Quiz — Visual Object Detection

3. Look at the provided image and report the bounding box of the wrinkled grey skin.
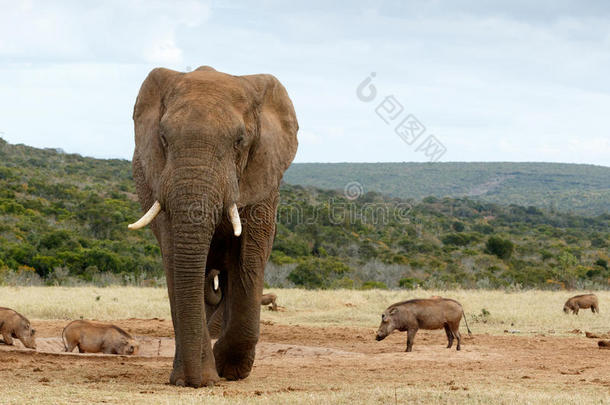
[563,294,599,315]
[132,66,298,387]
[375,298,465,352]
[63,320,139,355]
[261,293,278,311]
[0,307,36,349]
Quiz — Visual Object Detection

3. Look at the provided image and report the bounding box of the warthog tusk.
[128,201,161,230]
[229,203,242,237]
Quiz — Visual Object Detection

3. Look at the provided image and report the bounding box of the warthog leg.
[444,324,454,348]
[406,328,418,352]
[1,333,13,345]
[451,325,462,351]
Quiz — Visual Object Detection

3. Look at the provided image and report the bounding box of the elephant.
[128,66,298,387]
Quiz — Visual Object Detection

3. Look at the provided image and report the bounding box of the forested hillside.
[1,138,608,289]
[284,162,610,216]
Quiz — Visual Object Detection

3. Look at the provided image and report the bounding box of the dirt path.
[1,319,608,403]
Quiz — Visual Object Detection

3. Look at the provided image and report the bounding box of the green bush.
[288,258,351,289]
[472,223,494,234]
[442,233,479,246]
[398,277,419,289]
[452,221,465,232]
[360,281,387,290]
[485,236,514,260]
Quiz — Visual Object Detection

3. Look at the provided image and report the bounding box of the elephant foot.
[213,339,256,381]
[170,365,219,388]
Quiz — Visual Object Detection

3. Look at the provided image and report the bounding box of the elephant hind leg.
[207,306,224,339]
[214,197,277,381]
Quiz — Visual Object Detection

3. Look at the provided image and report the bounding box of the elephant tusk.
[128,201,161,230]
[229,203,242,237]
[213,274,219,291]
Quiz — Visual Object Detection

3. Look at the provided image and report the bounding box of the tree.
[452,221,465,232]
[485,236,514,260]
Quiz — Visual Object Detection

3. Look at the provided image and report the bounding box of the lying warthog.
[0,307,36,349]
[563,294,599,315]
[261,293,278,311]
[62,320,139,355]
[375,298,471,352]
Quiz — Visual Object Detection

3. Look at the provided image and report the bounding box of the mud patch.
[1,337,362,359]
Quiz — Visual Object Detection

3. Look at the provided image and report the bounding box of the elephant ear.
[239,74,298,206]
[132,68,181,196]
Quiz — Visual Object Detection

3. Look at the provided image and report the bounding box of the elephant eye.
[234,135,244,148]
[160,133,168,148]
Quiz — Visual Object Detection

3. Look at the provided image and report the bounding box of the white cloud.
[0,1,608,166]
[146,38,183,65]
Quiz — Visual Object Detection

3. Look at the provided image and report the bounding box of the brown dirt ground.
[1,319,609,400]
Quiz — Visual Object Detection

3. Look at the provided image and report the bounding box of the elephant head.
[129,66,298,387]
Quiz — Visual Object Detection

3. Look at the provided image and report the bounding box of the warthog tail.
[462,309,472,336]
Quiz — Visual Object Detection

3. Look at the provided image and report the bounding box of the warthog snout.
[23,328,37,349]
[375,311,395,341]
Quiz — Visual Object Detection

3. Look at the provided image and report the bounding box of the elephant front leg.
[214,198,277,380]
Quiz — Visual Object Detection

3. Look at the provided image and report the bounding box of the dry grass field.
[1,287,609,404]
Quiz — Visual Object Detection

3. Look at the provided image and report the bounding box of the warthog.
[0,307,36,349]
[62,320,139,355]
[563,294,599,315]
[375,298,471,352]
[261,293,278,311]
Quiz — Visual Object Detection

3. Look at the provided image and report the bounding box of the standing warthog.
[375,298,471,352]
[0,307,36,349]
[261,293,278,311]
[62,320,139,355]
[563,294,599,315]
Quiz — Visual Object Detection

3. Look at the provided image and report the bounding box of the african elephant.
[128,66,298,387]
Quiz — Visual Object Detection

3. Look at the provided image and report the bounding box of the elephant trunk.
[170,179,223,387]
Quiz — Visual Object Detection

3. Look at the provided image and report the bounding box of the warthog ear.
[389,307,398,315]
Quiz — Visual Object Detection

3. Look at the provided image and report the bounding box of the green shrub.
[473,223,494,234]
[442,233,479,246]
[398,277,419,289]
[288,258,351,289]
[485,236,514,260]
[330,277,355,289]
[360,281,387,290]
[452,221,465,232]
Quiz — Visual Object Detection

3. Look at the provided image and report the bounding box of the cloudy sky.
[1,0,609,165]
